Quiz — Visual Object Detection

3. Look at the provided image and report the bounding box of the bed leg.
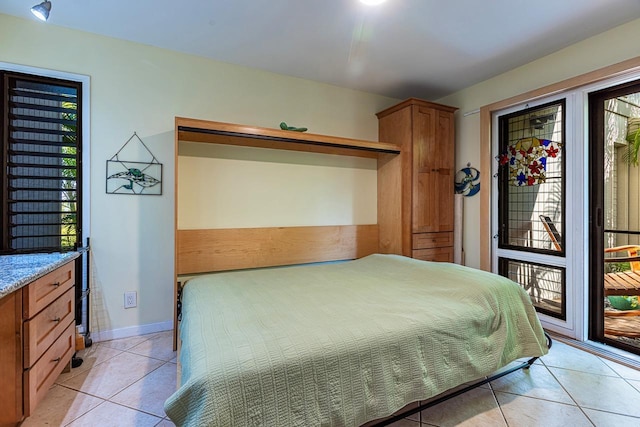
[523,357,538,369]
[544,331,553,350]
[523,332,553,370]
[173,281,183,352]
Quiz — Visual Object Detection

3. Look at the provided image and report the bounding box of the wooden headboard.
[176,224,379,274]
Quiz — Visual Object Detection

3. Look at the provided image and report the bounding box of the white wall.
[177,143,377,229]
[0,13,398,338]
[438,18,640,269]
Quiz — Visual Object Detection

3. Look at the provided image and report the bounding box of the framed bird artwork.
[106,132,163,195]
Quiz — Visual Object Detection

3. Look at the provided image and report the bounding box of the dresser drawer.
[413,247,454,262]
[23,261,75,319]
[23,287,75,369]
[412,232,453,249]
[23,322,75,417]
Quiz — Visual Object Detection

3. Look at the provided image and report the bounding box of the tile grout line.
[54,382,108,401]
[122,347,177,362]
[55,354,172,406]
[540,345,625,379]
[548,333,640,371]
[541,360,599,426]
[558,360,640,421]
[62,399,164,427]
[104,356,175,420]
[57,382,166,426]
[61,398,109,427]
[485,380,510,427]
[56,344,127,383]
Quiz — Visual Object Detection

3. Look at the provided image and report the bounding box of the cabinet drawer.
[23,322,75,417]
[23,261,75,319]
[412,232,453,249]
[23,287,75,369]
[413,247,454,262]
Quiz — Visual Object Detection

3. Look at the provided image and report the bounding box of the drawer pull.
[52,282,60,287]
[52,317,61,323]
[52,357,61,363]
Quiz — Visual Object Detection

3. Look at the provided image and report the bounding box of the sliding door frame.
[480,56,640,340]
[588,79,640,349]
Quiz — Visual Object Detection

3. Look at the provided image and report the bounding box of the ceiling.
[3,0,640,100]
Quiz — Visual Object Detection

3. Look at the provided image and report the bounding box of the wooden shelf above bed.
[176,117,400,158]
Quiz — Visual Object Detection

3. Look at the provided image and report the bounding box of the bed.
[164,254,549,426]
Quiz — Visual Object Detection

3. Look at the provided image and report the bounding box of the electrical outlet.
[124,291,137,308]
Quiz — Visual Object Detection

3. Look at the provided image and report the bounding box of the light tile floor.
[22,331,640,426]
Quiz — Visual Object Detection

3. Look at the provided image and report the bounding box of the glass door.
[589,80,640,355]
[492,97,577,335]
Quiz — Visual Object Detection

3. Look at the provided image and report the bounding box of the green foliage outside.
[60,101,77,250]
[604,261,630,274]
[624,129,640,166]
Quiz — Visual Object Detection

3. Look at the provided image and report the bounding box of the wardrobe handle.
[52,357,61,363]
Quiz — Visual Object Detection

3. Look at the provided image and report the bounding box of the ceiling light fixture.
[360,0,387,5]
[31,1,52,22]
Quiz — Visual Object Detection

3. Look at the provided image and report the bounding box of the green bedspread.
[165,254,548,426]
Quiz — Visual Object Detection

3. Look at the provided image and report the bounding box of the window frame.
[497,99,567,257]
[499,256,567,320]
[0,62,90,254]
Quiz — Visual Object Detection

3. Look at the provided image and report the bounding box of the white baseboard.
[90,320,173,343]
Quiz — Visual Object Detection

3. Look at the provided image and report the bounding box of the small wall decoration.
[106,132,162,195]
[279,122,308,132]
[454,163,480,197]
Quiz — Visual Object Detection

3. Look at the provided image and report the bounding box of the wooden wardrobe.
[377,98,457,262]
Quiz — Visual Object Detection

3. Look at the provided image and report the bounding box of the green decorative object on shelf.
[608,295,640,311]
[280,122,308,132]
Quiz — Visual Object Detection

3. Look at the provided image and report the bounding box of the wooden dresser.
[0,260,76,426]
[377,98,458,262]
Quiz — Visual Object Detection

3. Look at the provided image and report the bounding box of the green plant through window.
[604,261,631,274]
[60,100,77,250]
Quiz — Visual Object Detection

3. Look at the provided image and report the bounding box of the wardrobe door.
[412,106,455,233]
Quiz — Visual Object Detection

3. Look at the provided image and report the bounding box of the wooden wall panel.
[377,152,403,254]
[177,224,379,275]
[377,107,413,256]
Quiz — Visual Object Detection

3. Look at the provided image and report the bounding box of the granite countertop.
[0,252,80,299]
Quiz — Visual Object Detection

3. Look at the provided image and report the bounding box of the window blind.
[1,72,82,253]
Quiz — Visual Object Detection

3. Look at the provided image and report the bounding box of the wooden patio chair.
[539,216,640,307]
[604,245,640,299]
[539,215,562,251]
[603,245,640,336]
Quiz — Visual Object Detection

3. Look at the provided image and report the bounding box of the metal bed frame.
[374,332,553,426]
